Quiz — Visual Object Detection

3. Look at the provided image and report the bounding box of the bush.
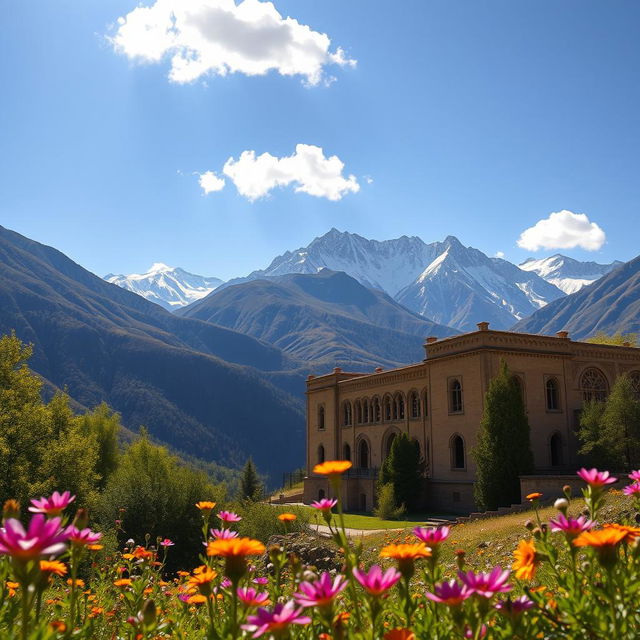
[233,502,309,542]
[374,482,406,520]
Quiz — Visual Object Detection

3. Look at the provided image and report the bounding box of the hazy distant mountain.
[0,226,304,477]
[105,263,224,311]
[513,257,639,339]
[179,269,458,369]
[519,255,623,295]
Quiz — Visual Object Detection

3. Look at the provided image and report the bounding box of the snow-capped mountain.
[214,229,565,331]
[518,255,623,295]
[105,263,224,311]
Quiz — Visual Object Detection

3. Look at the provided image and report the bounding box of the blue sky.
[1,0,639,280]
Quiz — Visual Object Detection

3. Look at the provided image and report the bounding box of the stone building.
[302,323,640,514]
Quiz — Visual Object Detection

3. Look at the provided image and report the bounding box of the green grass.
[302,507,446,530]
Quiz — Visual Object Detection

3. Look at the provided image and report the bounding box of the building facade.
[303,323,640,513]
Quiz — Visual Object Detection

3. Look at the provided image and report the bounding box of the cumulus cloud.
[110,0,355,85]
[220,144,359,201]
[198,171,226,194]
[517,210,606,252]
[494,251,505,259]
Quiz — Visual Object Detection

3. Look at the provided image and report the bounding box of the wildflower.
[89,607,104,618]
[458,567,512,598]
[464,624,487,638]
[253,577,269,585]
[132,546,154,560]
[602,522,640,543]
[353,565,401,596]
[425,579,471,606]
[40,560,67,577]
[313,460,352,476]
[0,514,70,562]
[211,528,239,540]
[380,543,431,579]
[29,491,75,516]
[294,572,347,608]
[188,567,217,596]
[577,468,617,487]
[221,577,232,588]
[241,601,311,638]
[278,513,297,522]
[87,544,104,551]
[159,538,174,547]
[512,539,538,580]
[187,594,207,605]
[67,526,102,547]
[574,527,627,568]
[623,482,640,496]
[495,595,535,617]
[549,513,593,538]
[238,587,270,607]
[526,492,543,501]
[66,578,84,588]
[627,470,640,482]
[384,630,415,640]
[207,537,266,582]
[2,500,20,520]
[196,501,216,512]
[49,621,67,633]
[554,498,569,512]
[217,511,242,523]
[114,578,133,588]
[310,498,337,512]
[413,525,450,546]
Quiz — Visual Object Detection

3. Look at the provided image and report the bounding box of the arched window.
[550,432,563,467]
[318,488,326,501]
[383,395,392,421]
[372,397,381,423]
[358,439,370,469]
[630,371,640,400]
[343,443,351,461]
[398,394,405,419]
[318,406,325,430]
[409,391,420,418]
[343,401,352,426]
[317,444,325,465]
[363,399,369,424]
[545,378,560,411]
[384,432,397,459]
[580,368,608,402]
[450,435,465,470]
[449,379,463,413]
[355,400,363,424]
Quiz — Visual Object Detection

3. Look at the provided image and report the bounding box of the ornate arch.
[382,426,401,460]
[382,394,393,422]
[342,400,353,427]
[449,378,463,413]
[371,396,382,423]
[356,435,371,469]
[545,377,560,411]
[580,367,609,402]
[408,388,421,419]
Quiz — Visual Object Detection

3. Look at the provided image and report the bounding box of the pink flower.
[465,624,487,638]
[238,587,270,607]
[353,565,401,596]
[0,514,70,562]
[309,498,338,512]
[425,579,471,606]
[623,482,640,496]
[458,567,512,598]
[217,511,242,523]
[160,538,174,547]
[294,572,347,608]
[29,491,75,516]
[67,526,102,547]
[577,468,617,487]
[253,577,269,585]
[495,595,535,616]
[221,577,232,588]
[211,528,239,540]
[549,513,593,536]
[242,601,311,638]
[413,525,450,546]
[628,470,640,482]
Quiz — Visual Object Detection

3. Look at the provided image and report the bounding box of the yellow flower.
[196,501,216,512]
[379,543,431,561]
[313,460,352,476]
[278,513,297,522]
[187,594,207,605]
[512,539,538,580]
[206,538,266,558]
[113,578,133,588]
[40,561,67,577]
[87,544,104,551]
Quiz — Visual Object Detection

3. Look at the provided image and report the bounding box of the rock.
[263,533,342,573]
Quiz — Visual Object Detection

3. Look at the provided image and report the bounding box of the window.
[317,445,325,464]
[449,379,463,413]
[580,368,608,402]
[450,435,465,470]
[384,432,397,458]
[342,401,352,426]
[355,400,363,424]
[409,391,420,418]
[550,432,563,467]
[358,439,370,469]
[383,396,392,421]
[393,393,405,420]
[363,399,369,424]
[318,405,325,430]
[630,371,640,400]
[372,397,381,423]
[545,378,560,411]
[343,443,351,461]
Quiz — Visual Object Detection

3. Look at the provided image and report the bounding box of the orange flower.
[196,501,216,512]
[87,544,104,551]
[66,578,84,588]
[313,460,352,476]
[379,543,432,561]
[526,492,543,501]
[384,630,416,640]
[89,607,104,618]
[113,578,133,588]
[49,621,67,633]
[206,538,266,558]
[573,528,628,548]
[40,561,67,577]
[188,567,218,596]
[603,523,640,543]
[512,539,538,580]
[132,546,154,560]
[188,594,208,605]
[278,513,297,522]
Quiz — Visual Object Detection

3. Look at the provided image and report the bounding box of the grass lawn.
[302,507,450,530]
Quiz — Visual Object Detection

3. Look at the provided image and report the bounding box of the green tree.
[80,402,121,489]
[586,331,638,347]
[473,361,534,511]
[378,432,423,511]
[239,457,263,501]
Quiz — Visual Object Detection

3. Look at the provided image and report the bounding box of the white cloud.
[221,144,360,201]
[494,251,505,259]
[517,210,606,252]
[110,0,355,85]
[198,170,226,194]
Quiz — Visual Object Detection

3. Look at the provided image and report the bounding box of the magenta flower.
[464,624,487,638]
[178,593,191,603]
[549,513,593,536]
[425,579,471,606]
[0,515,70,562]
[353,565,401,596]
[413,525,450,546]
[238,587,270,607]
[160,538,174,547]
[221,577,232,589]
[67,526,102,547]
[458,567,512,598]
[495,595,535,616]
[253,577,269,585]
[628,470,640,482]
[294,572,347,608]
[577,468,617,487]
[623,482,640,496]
[242,601,311,638]
[309,498,338,512]
[29,491,75,516]
[217,511,242,523]
[211,528,239,540]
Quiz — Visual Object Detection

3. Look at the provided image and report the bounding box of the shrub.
[374,482,406,520]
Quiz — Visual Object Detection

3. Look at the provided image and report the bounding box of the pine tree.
[239,458,263,501]
[473,360,534,511]
[378,433,423,512]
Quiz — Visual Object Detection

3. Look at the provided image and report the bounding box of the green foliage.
[473,360,534,511]
[579,374,640,469]
[234,502,309,542]
[373,482,406,520]
[378,432,423,511]
[239,457,263,501]
[79,403,121,489]
[586,331,638,347]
